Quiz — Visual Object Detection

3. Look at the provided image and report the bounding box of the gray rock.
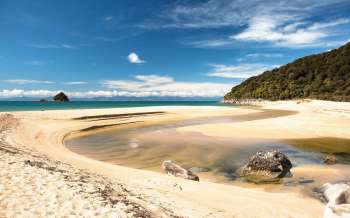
[162,160,199,181]
[237,150,292,183]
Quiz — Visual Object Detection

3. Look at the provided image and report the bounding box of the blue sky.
[1,0,350,99]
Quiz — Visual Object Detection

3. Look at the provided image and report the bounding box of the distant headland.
[225,42,350,103]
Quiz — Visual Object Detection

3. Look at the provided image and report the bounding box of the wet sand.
[2,101,350,217]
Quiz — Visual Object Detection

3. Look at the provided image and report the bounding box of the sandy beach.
[1,100,350,217]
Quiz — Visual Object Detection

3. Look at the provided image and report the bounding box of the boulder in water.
[53,92,70,102]
[324,154,337,165]
[162,160,199,181]
[237,150,292,183]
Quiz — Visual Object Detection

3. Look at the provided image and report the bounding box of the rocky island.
[53,92,70,102]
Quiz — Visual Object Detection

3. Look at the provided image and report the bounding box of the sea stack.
[53,92,70,102]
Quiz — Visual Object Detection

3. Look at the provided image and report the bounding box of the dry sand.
[1,100,350,217]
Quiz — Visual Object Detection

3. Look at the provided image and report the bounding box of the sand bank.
[2,101,349,217]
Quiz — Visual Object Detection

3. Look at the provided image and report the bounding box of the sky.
[0,0,350,99]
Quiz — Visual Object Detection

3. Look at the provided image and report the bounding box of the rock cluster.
[237,150,292,183]
[162,160,199,181]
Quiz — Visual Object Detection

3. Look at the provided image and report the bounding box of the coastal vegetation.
[224,42,350,102]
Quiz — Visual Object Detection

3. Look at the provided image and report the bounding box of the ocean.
[0,101,226,112]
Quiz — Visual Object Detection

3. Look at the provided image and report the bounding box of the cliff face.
[225,42,350,102]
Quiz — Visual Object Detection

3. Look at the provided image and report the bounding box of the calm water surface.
[65,112,350,190]
[0,101,225,112]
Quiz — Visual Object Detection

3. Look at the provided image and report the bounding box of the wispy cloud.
[3,79,54,84]
[30,43,78,49]
[61,44,77,49]
[142,0,248,29]
[309,18,350,30]
[127,52,146,64]
[187,16,350,48]
[63,81,88,85]
[231,16,350,47]
[186,39,234,48]
[236,53,284,62]
[104,16,113,22]
[94,36,118,42]
[147,0,350,48]
[245,53,284,58]
[142,0,349,29]
[24,60,47,66]
[102,74,232,97]
[207,63,278,79]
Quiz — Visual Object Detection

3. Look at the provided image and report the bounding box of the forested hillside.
[224,42,350,102]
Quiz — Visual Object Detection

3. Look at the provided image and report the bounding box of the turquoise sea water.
[0,101,226,112]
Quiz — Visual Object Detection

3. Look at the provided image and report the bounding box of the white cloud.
[104,16,113,21]
[30,43,77,49]
[102,74,232,97]
[3,79,54,84]
[309,18,350,30]
[135,75,174,84]
[24,60,46,66]
[186,39,234,48]
[207,63,278,78]
[161,1,247,29]
[236,53,284,62]
[0,89,56,98]
[127,52,146,64]
[61,44,76,49]
[0,76,230,98]
[151,0,350,48]
[246,53,284,58]
[143,0,348,29]
[231,15,329,47]
[0,86,234,98]
[63,81,88,85]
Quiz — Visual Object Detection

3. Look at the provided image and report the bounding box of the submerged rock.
[237,150,292,183]
[324,154,337,165]
[320,183,350,218]
[284,177,314,187]
[188,167,211,173]
[162,160,199,181]
[53,92,70,102]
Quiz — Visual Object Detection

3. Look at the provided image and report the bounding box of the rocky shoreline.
[222,98,269,106]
